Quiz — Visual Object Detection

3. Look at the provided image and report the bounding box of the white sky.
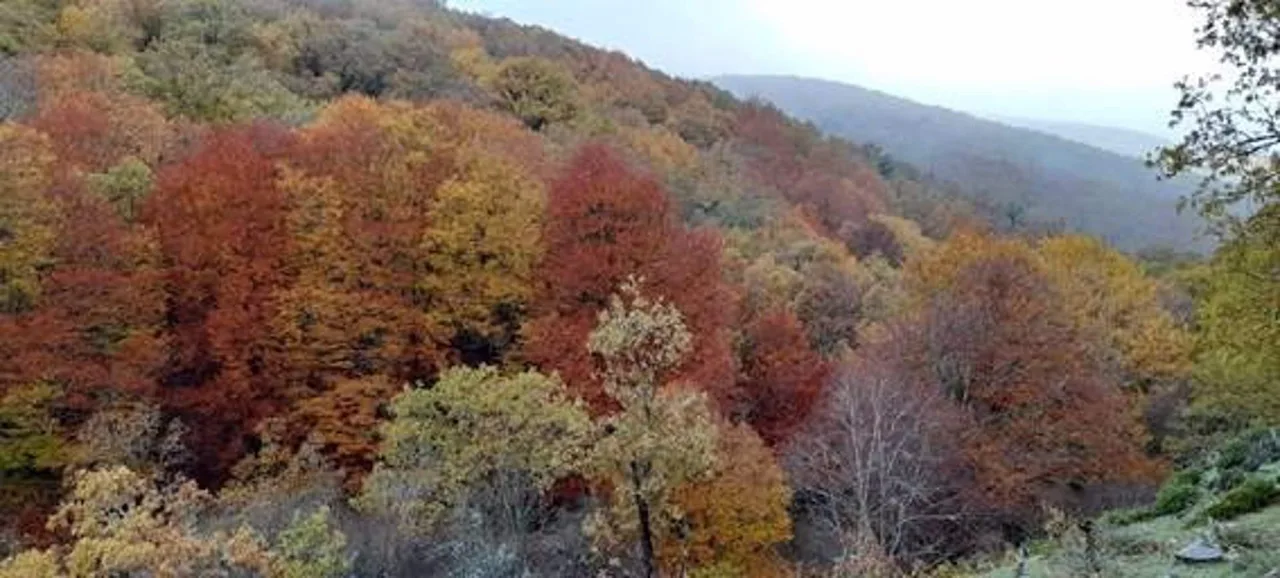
[450,0,1215,136]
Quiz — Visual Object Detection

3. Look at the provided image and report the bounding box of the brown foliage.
[900,232,1163,524]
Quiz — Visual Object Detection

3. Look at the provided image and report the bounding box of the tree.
[902,232,1161,528]
[144,123,295,481]
[290,376,398,482]
[1038,235,1193,387]
[489,56,580,131]
[736,308,831,446]
[29,76,173,174]
[585,279,718,578]
[0,384,65,544]
[39,179,168,410]
[0,56,36,120]
[360,366,592,540]
[86,157,153,222]
[794,258,865,358]
[1150,0,1280,432]
[1188,206,1280,427]
[787,359,969,565]
[418,156,545,364]
[1153,0,1280,232]
[3,466,277,577]
[664,423,793,577]
[525,144,735,413]
[273,506,351,578]
[0,124,58,314]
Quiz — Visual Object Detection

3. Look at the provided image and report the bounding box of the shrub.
[1212,429,1280,481]
[1104,508,1156,526]
[1204,477,1280,521]
[1152,477,1200,517]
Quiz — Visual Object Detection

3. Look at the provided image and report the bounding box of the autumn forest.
[0,0,1278,577]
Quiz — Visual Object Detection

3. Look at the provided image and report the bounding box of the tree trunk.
[631,461,656,578]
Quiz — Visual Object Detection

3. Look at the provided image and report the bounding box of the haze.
[449,0,1212,136]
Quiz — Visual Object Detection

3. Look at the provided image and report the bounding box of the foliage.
[489,56,580,131]
[0,123,57,313]
[1188,212,1280,427]
[86,157,153,222]
[273,506,351,578]
[418,154,545,360]
[1151,475,1200,517]
[1204,476,1278,520]
[903,231,1161,524]
[12,466,276,577]
[1038,235,1193,387]
[735,308,831,446]
[524,144,735,413]
[0,382,65,474]
[0,0,1231,572]
[361,365,592,535]
[585,279,719,578]
[664,423,793,577]
[1152,0,1280,231]
[144,123,294,480]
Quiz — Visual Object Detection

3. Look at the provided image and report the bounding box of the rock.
[1175,538,1224,563]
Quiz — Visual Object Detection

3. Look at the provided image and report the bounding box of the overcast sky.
[448,0,1214,136]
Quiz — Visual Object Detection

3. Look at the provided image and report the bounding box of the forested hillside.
[715,75,1209,252]
[986,115,1173,159]
[0,0,1274,577]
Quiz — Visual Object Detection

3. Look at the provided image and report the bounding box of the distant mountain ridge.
[713,74,1208,252]
[984,115,1173,159]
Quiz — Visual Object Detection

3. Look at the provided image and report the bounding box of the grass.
[965,504,1280,578]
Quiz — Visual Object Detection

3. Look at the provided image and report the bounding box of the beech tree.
[736,308,831,446]
[903,232,1161,527]
[144,123,295,481]
[525,144,735,413]
[1038,235,1193,387]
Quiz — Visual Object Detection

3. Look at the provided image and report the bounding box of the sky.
[448,0,1215,136]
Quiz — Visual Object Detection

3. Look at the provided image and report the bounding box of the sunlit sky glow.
[449,0,1215,136]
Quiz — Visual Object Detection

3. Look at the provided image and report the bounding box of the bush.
[1212,429,1280,481]
[1204,477,1280,521]
[1104,508,1156,526]
[1152,476,1200,517]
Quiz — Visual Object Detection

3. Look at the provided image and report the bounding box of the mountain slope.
[714,75,1208,252]
[987,115,1172,159]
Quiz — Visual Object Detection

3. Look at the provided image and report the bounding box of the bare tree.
[787,360,970,566]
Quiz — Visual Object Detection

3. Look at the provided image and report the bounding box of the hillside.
[0,1,1258,577]
[987,115,1173,159]
[715,74,1209,252]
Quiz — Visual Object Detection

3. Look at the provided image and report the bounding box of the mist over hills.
[985,115,1173,159]
[714,74,1208,252]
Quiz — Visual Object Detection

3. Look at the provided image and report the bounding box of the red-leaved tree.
[143,123,295,482]
[524,144,735,413]
[736,308,831,446]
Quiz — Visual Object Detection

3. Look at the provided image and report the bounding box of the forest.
[0,0,1276,576]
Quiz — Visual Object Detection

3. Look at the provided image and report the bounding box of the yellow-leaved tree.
[360,366,593,537]
[1038,235,1193,387]
[0,124,59,314]
[585,278,719,578]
